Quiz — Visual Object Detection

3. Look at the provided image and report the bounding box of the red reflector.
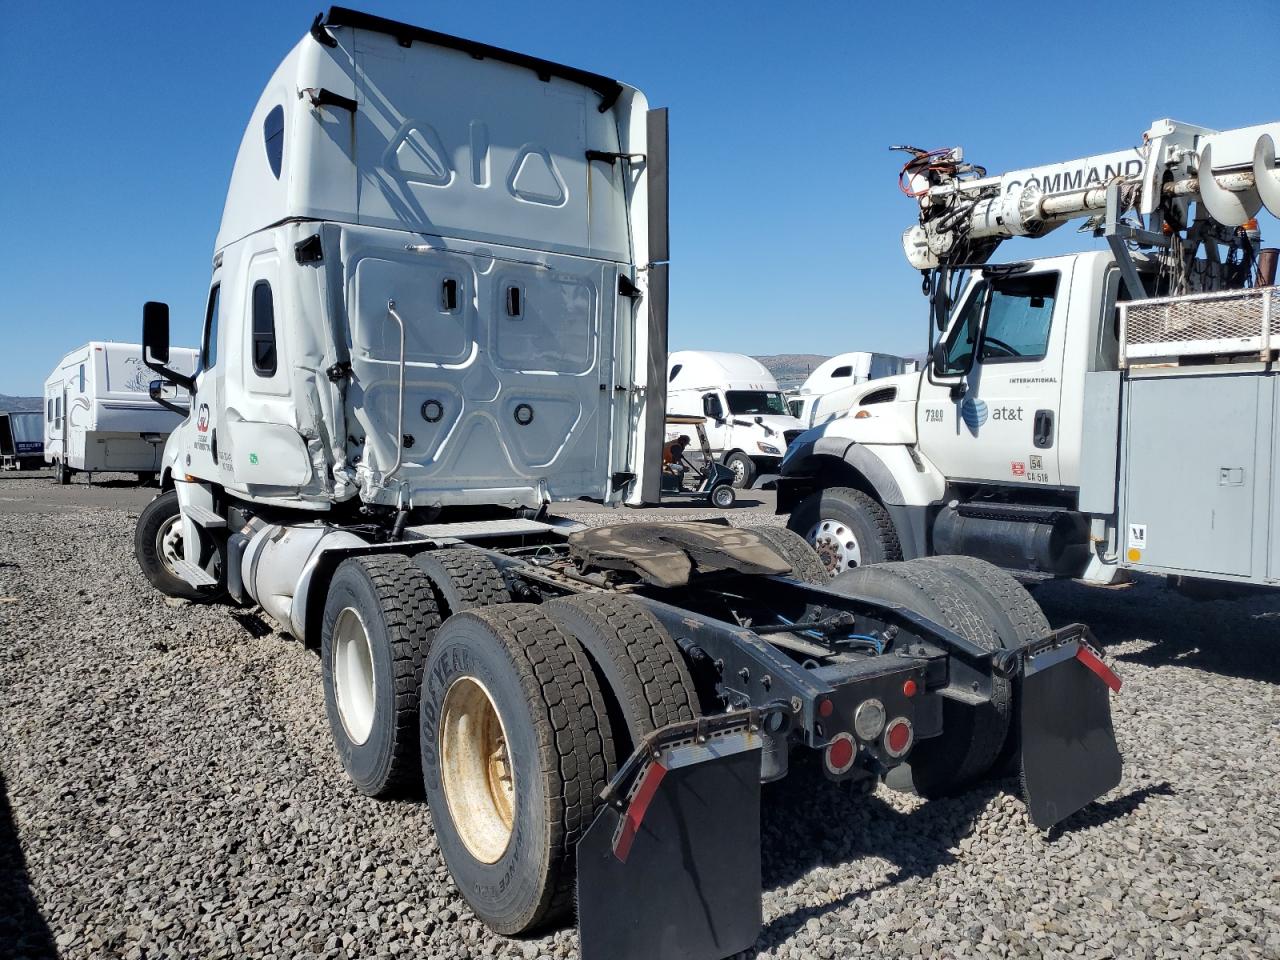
[825,734,856,774]
[902,678,918,697]
[1076,645,1122,692]
[612,761,667,863]
[884,718,913,757]
[818,698,833,718]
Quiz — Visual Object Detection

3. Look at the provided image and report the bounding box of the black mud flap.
[1019,635,1123,829]
[577,730,763,960]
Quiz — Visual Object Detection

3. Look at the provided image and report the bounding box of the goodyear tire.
[414,548,512,616]
[916,556,1050,776]
[829,560,1010,797]
[752,526,831,584]
[321,555,440,798]
[787,486,902,575]
[542,594,698,757]
[420,605,614,935]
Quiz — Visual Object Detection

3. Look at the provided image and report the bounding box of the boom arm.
[901,118,1280,272]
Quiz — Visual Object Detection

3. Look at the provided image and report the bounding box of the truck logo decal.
[960,398,988,429]
[196,404,210,433]
[1011,461,1026,477]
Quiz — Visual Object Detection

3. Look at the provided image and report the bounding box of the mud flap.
[577,731,763,960]
[1019,638,1123,829]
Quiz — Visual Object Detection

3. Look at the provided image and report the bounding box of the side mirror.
[931,340,949,377]
[149,378,164,402]
[143,301,171,364]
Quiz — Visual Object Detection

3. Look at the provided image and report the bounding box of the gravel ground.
[2,470,1278,960]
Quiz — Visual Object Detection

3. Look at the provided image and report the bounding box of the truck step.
[405,518,568,541]
[171,557,218,588]
[183,504,227,529]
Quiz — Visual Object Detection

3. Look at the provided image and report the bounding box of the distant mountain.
[752,354,830,389]
[0,395,41,413]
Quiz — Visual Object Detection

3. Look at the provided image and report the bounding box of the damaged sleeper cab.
[133,9,1124,960]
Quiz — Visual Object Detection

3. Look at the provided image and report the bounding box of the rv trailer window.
[832,366,853,378]
[263,106,284,179]
[202,285,220,370]
[47,399,52,422]
[251,281,277,376]
[79,364,85,392]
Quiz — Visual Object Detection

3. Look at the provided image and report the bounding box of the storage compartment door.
[1122,374,1260,577]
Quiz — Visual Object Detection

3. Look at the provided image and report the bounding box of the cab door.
[188,280,223,479]
[917,265,1069,488]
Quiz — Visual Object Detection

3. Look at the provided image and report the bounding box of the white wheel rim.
[730,459,746,484]
[156,515,184,578]
[806,518,862,574]
[333,607,377,746]
[440,676,515,864]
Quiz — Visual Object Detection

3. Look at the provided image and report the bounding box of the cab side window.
[979,273,1058,363]
[251,281,277,376]
[940,281,988,374]
[202,285,221,370]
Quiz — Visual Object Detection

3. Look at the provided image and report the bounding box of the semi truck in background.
[780,120,1280,595]
[130,9,1123,960]
[43,342,198,484]
[787,351,918,428]
[665,350,806,486]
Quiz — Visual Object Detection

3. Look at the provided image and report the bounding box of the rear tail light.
[824,733,856,774]
[884,718,914,758]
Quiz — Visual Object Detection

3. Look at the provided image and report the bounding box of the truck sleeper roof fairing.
[216,6,646,264]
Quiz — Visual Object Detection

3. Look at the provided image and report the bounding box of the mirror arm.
[144,355,195,393]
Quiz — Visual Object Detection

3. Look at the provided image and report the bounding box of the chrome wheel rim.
[807,518,862,575]
[729,458,746,485]
[333,607,377,746]
[156,515,184,578]
[440,676,515,864]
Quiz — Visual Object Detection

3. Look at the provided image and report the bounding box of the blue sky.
[2,0,1278,396]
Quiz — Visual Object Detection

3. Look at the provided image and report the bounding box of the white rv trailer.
[44,342,197,483]
[665,350,806,486]
[0,411,44,470]
[786,351,918,427]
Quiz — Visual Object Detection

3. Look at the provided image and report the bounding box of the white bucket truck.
[666,350,805,486]
[43,341,197,484]
[786,351,918,428]
[780,119,1280,597]
[129,10,1124,959]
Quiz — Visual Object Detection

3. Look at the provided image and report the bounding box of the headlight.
[757,442,781,455]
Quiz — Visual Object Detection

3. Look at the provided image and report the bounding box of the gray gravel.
[1,470,1278,959]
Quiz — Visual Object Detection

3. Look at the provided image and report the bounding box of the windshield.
[726,390,789,416]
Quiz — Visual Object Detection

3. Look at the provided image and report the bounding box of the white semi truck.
[786,351,918,428]
[780,120,1280,594]
[666,350,806,486]
[131,10,1123,959]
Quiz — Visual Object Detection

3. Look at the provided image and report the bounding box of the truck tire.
[917,556,1050,776]
[724,451,757,489]
[419,604,613,935]
[414,548,512,616]
[541,594,698,756]
[134,490,218,601]
[752,526,831,583]
[829,560,1010,797]
[787,486,902,575]
[321,555,440,798]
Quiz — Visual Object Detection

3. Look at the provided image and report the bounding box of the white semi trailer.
[780,120,1280,595]
[43,341,197,484]
[132,10,1123,959]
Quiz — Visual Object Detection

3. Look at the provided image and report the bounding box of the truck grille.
[1122,286,1278,365]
